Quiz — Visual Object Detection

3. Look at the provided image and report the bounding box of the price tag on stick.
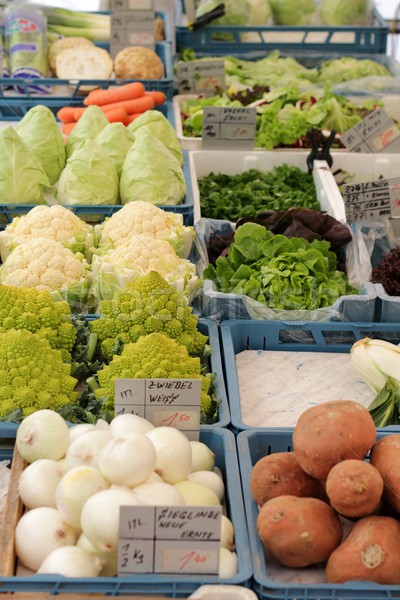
[341,108,400,154]
[202,106,256,150]
[110,0,155,57]
[176,59,225,95]
[342,176,400,222]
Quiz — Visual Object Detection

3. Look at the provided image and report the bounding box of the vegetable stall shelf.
[237,428,400,600]
[176,7,388,55]
[0,428,252,596]
[220,320,400,432]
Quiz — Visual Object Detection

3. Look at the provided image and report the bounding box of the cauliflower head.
[95,332,212,415]
[90,271,207,359]
[0,329,78,418]
[95,202,194,258]
[0,284,76,355]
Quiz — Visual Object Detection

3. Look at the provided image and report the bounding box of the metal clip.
[306,128,336,174]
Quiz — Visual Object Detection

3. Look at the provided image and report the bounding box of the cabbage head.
[95,122,135,177]
[269,0,316,25]
[128,111,183,165]
[56,140,119,206]
[0,127,49,204]
[120,134,186,206]
[247,0,271,25]
[320,0,370,25]
[15,105,66,186]
[66,105,108,158]
[195,0,254,25]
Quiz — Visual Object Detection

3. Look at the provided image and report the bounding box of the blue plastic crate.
[0,427,252,595]
[176,7,388,54]
[220,320,400,431]
[237,428,400,600]
[0,41,174,105]
[375,284,400,323]
[0,145,194,227]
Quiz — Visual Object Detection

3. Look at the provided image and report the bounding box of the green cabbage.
[248,0,271,24]
[15,105,66,186]
[95,122,135,177]
[269,0,316,25]
[320,0,370,25]
[195,0,270,26]
[127,111,183,165]
[0,127,49,204]
[56,140,119,206]
[65,105,109,158]
[120,134,186,206]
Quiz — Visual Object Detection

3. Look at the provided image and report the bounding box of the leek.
[41,7,110,43]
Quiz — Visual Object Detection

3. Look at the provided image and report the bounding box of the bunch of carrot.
[57,81,166,135]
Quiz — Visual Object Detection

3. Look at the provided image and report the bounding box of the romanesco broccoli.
[0,329,78,418]
[0,284,76,354]
[95,332,213,416]
[89,272,207,360]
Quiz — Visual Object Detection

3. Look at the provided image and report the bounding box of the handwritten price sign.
[202,106,256,149]
[341,109,400,154]
[342,176,400,221]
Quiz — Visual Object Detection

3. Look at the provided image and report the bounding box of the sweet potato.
[326,516,400,584]
[370,435,400,512]
[257,495,343,568]
[326,459,384,518]
[251,452,322,506]
[292,400,376,480]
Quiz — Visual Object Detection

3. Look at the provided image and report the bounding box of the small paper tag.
[110,8,155,56]
[341,108,400,154]
[115,379,201,440]
[176,60,225,95]
[118,506,222,575]
[342,176,400,222]
[111,0,154,9]
[202,106,256,149]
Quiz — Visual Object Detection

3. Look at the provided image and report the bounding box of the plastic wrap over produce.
[194,218,376,322]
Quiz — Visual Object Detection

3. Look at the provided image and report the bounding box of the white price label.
[342,176,400,222]
[202,106,256,149]
[341,108,400,154]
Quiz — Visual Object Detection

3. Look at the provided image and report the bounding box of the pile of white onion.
[15,410,238,579]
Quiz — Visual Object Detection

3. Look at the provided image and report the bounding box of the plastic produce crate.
[220,320,400,431]
[237,428,400,600]
[375,284,400,323]
[0,427,252,596]
[176,7,388,54]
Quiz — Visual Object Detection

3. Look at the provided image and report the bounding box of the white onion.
[146,427,192,484]
[19,459,65,509]
[144,472,163,484]
[174,481,221,506]
[81,487,144,554]
[133,482,186,506]
[109,414,154,437]
[187,471,225,503]
[66,430,112,470]
[219,548,238,578]
[95,419,110,431]
[55,466,109,531]
[15,507,76,571]
[68,424,96,444]
[16,410,69,463]
[220,515,235,551]
[38,546,103,577]
[190,441,215,472]
[99,433,156,487]
[77,534,118,577]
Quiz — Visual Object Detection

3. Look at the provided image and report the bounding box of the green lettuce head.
[320,0,370,25]
[195,0,251,25]
[127,111,183,165]
[247,0,271,24]
[269,0,316,25]
[120,134,186,206]
[15,106,66,186]
[66,105,109,158]
[56,141,119,206]
[0,127,49,204]
[95,122,135,177]
[318,57,390,84]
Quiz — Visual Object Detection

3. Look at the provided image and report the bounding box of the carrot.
[104,107,129,124]
[62,122,77,135]
[72,107,87,121]
[144,90,166,106]
[84,82,145,106]
[125,113,144,124]
[101,95,155,115]
[57,107,78,124]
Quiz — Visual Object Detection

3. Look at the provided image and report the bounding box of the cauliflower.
[95,202,194,258]
[90,271,207,359]
[0,238,90,310]
[89,235,199,308]
[114,46,164,79]
[0,329,78,418]
[0,206,93,262]
[95,332,213,417]
[0,284,76,356]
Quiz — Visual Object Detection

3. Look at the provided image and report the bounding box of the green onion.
[43,7,110,43]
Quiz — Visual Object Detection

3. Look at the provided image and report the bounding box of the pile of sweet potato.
[251,400,400,585]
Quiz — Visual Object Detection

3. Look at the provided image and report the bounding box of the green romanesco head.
[0,329,78,418]
[89,272,207,360]
[0,285,76,354]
